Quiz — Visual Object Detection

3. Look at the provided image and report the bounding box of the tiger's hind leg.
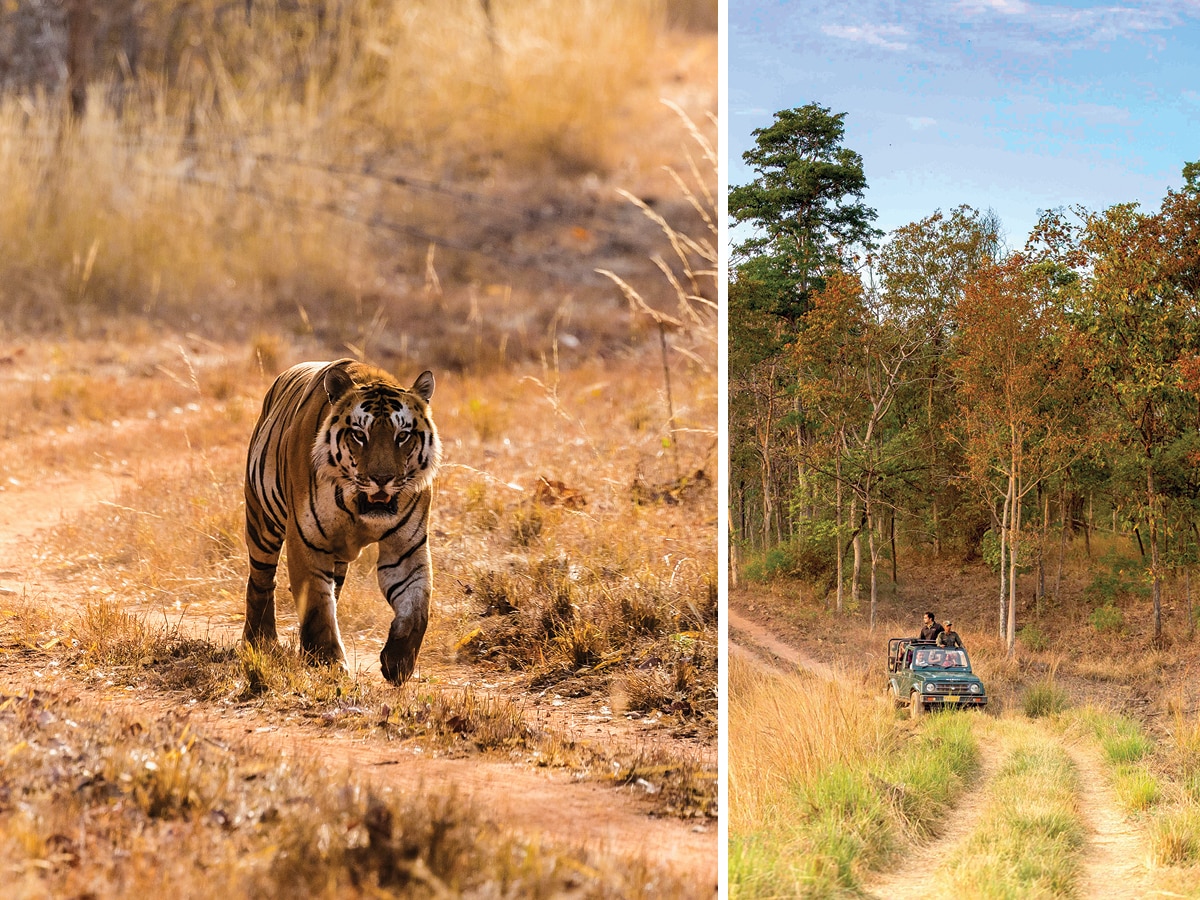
[243,501,283,647]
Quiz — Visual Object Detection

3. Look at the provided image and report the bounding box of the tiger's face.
[315,367,441,519]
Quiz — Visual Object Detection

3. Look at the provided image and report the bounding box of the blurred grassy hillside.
[0,0,716,372]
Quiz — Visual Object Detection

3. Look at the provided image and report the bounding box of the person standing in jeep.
[919,612,944,642]
[938,621,963,648]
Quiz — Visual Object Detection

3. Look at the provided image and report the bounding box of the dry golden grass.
[0,675,701,897]
[0,1,715,344]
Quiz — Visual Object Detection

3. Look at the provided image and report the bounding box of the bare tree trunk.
[890,510,898,587]
[932,498,941,558]
[999,484,1011,640]
[1037,486,1048,614]
[1055,485,1068,601]
[760,453,772,551]
[66,0,94,120]
[1085,493,1093,557]
[1187,567,1194,641]
[1149,466,1162,645]
[851,494,863,610]
[834,454,844,613]
[867,499,880,631]
[1007,479,1021,658]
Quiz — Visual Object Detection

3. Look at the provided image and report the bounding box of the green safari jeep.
[887,638,988,718]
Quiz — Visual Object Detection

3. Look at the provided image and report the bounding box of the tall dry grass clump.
[0,0,692,337]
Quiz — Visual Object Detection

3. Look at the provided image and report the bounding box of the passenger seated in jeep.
[938,622,963,648]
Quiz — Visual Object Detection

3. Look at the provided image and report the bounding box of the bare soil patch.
[1068,741,1152,898]
[728,607,835,681]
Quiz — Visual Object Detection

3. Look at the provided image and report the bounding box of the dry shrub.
[458,557,716,723]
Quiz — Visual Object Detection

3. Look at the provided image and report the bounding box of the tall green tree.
[729,104,881,324]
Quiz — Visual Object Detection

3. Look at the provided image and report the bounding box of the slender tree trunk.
[867,498,880,631]
[929,369,941,558]
[66,0,94,120]
[760,453,771,551]
[1149,466,1162,645]
[1085,493,1092,557]
[999,485,1011,639]
[1037,487,1048,614]
[1187,567,1194,641]
[889,510,898,587]
[851,494,862,608]
[1055,485,1067,601]
[834,454,844,613]
[1007,478,1021,658]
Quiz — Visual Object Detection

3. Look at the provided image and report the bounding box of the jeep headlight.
[970,684,981,694]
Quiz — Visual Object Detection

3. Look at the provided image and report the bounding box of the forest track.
[732,603,1153,899]
[861,738,1002,900]
[1068,740,1152,898]
[728,608,836,680]
[0,416,716,892]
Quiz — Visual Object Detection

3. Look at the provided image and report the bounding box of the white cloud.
[952,0,1179,44]
[907,116,938,130]
[956,0,1029,14]
[821,23,909,51]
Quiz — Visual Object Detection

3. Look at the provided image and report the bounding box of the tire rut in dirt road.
[861,738,1003,900]
[1067,741,1151,898]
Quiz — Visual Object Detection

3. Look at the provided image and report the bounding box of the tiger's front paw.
[298,615,347,673]
[380,617,427,685]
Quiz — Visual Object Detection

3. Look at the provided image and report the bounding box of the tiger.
[242,359,441,684]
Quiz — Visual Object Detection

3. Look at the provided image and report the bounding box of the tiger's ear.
[324,367,355,403]
[411,370,435,402]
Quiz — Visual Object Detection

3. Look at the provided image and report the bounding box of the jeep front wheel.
[910,691,924,719]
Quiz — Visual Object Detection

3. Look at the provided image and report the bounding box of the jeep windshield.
[913,649,968,669]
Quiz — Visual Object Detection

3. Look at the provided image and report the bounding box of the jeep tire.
[910,691,924,720]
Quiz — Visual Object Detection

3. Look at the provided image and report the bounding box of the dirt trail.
[1068,741,1152,898]
[862,740,1003,900]
[0,434,716,892]
[733,605,1154,899]
[728,609,836,680]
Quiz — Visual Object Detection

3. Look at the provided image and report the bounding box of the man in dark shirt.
[919,611,944,642]
[938,622,963,648]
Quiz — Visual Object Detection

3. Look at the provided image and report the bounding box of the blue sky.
[729,0,1200,250]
